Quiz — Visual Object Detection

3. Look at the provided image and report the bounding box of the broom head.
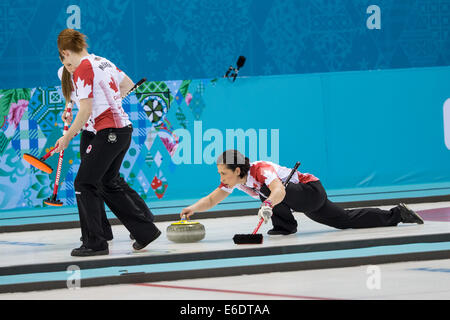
[233,233,263,244]
[23,153,53,174]
[44,198,63,207]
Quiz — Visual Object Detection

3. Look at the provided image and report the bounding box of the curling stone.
[166,220,205,243]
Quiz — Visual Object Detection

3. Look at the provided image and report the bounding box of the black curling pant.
[74,126,159,250]
[79,130,113,241]
[259,180,402,232]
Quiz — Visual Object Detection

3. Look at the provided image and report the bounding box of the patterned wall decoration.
[0,77,211,210]
[1,0,450,212]
[1,0,450,89]
[2,66,450,211]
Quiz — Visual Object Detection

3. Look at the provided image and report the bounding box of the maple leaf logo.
[109,77,118,93]
[262,169,277,181]
[75,77,93,98]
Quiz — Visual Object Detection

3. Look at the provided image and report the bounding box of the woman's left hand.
[54,135,71,153]
[258,202,273,223]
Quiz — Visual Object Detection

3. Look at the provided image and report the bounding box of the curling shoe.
[133,229,162,251]
[71,245,109,257]
[267,228,297,235]
[398,203,424,224]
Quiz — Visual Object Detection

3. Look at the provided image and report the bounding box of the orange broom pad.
[43,200,63,207]
[23,153,53,174]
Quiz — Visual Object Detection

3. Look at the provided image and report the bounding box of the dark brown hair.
[217,150,250,178]
[59,52,73,102]
[61,68,73,103]
[57,28,88,55]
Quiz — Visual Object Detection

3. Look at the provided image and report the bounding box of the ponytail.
[61,67,73,103]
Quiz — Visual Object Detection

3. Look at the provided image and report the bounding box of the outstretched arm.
[180,188,230,219]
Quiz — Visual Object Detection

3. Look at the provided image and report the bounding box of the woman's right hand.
[62,109,73,124]
[180,207,195,220]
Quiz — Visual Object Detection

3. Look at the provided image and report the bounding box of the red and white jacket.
[58,66,96,132]
[71,54,131,133]
[219,160,319,199]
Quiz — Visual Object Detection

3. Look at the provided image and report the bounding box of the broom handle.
[283,162,301,187]
[51,103,72,196]
[41,146,57,160]
[254,161,301,234]
[41,104,75,160]
[252,218,264,234]
[260,161,301,201]
[126,77,146,96]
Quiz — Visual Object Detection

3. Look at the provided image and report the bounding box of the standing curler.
[57,29,160,257]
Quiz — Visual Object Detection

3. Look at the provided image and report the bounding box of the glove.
[258,200,273,223]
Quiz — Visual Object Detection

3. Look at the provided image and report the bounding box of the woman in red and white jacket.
[57,63,113,244]
[181,149,423,235]
[56,29,160,256]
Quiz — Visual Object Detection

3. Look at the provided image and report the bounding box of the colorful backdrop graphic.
[1,0,450,89]
[1,66,450,212]
[0,77,223,210]
[1,0,450,215]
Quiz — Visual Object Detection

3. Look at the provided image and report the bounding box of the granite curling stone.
[166,220,205,243]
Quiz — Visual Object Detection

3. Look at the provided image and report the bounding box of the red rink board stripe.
[417,207,450,222]
[134,282,341,300]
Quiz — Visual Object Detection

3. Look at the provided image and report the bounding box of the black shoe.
[267,228,297,235]
[397,203,424,224]
[71,245,109,257]
[133,229,162,251]
[129,233,135,240]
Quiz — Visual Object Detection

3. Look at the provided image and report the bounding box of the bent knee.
[74,175,100,191]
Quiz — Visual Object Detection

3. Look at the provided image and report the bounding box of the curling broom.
[232,161,301,244]
[23,78,147,174]
[44,103,73,206]
[42,78,147,206]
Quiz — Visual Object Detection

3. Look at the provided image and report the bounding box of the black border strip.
[1,232,449,276]
[0,200,259,221]
[1,195,449,233]
[0,250,448,294]
[0,209,258,233]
